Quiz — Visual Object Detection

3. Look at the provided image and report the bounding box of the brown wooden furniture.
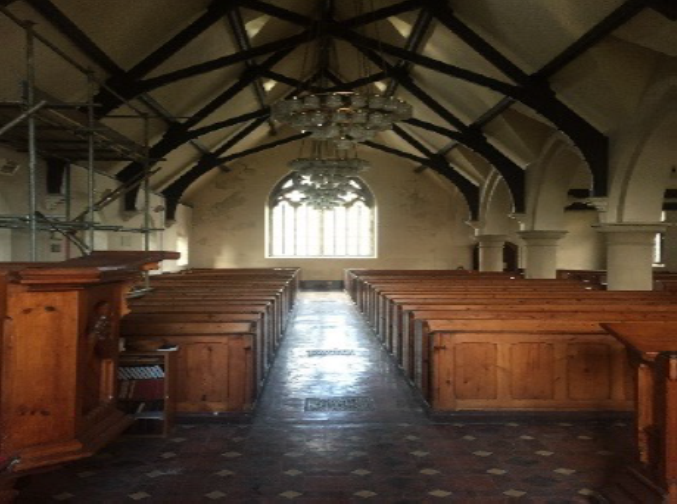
[118,349,178,437]
[122,267,300,419]
[600,322,677,503]
[424,319,634,412]
[0,251,178,502]
[124,321,258,415]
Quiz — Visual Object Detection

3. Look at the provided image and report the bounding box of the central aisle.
[18,291,629,502]
[255,291,426,425]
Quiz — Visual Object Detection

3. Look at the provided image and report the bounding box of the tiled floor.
[18,292,632,503]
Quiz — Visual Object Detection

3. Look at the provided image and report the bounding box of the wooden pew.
[423,319,633,413]
[122,267,300,420]
[413,310,677,405]
[121,320,257,415]
[343,269,677,423]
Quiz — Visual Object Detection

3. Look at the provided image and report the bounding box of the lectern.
[0,251,179,501]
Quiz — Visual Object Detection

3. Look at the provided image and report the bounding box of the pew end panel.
[427,326,635,414]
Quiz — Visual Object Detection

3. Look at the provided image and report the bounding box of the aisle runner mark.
[305,397,375,412]
[307,349,355,357]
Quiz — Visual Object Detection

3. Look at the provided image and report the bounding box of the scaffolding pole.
[86,70,96,253]
[143,114,152,289]
[25,22,38,261]
[0,99,46,137]
[0,8,165,264]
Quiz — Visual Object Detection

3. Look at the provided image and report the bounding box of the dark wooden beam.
[341,0,421,28]
[359,47,524,212]
[96,1,241,113]
[25,0,121,74]
[130,30,313,97]
[650,0,677,20]
[240,0,313,26]
[330,25,520,95]
[163,132,309,219]
[211,116,269,158]
[227,7,277,132]
[388,65,468,132]
[392,124,435,158]
[186,108,270,141]
[537,0,649,78]
[403,118,525,213]
[117,47,294,184]
[421,1,529,85]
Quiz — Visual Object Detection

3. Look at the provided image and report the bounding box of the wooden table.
[601,322,677,503]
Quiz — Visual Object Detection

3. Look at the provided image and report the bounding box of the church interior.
[0,0,676,502]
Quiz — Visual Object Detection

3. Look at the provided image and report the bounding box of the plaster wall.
[187,144,475,281]
[558,210,605,270]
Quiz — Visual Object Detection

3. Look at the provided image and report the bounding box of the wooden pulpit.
[600,322,677,503]
[0,251,179,501]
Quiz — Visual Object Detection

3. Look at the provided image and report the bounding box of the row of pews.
[122,267,300,417]
[346,268,677,503]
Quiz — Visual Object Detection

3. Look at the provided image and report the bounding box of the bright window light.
[268,173,376,258]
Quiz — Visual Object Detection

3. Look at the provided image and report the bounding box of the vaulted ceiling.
[0,0,675,219]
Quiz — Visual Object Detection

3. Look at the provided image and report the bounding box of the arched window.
[268,173,376,258]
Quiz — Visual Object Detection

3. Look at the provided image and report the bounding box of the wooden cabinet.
[0,251,178,501]
[118,350,177,436]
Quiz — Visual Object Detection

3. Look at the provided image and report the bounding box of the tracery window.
[268,173,376,258]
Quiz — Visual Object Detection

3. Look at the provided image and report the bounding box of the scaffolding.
[0,8,164,263]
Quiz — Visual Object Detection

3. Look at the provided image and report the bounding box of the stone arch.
[526,134,590,231]
[607,78,677,223]
[479,171,516,234]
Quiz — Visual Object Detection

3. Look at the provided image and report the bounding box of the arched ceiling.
[0,0,675,219]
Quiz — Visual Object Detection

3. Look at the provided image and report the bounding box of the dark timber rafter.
[95,0,245,115]
[227,7,277,132]
[333,23,609,198]
[418,0,655,196]
[354,45,525,212]
[162,132,310,220]
[116,47,295,187]
[390,125,480,218]
[240,0,421,29]
[157,70,321,218]
[119,30,314,102]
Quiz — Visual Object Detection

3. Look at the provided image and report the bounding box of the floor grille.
[305,397,375,412]
[306,349,355,357]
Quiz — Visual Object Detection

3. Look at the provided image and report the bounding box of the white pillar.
[475,234,507,272]
[596,224,665,291]
[518,230,567,279]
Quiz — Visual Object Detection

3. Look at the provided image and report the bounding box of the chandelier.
[272,92,412,148]
[288,140,370,209]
